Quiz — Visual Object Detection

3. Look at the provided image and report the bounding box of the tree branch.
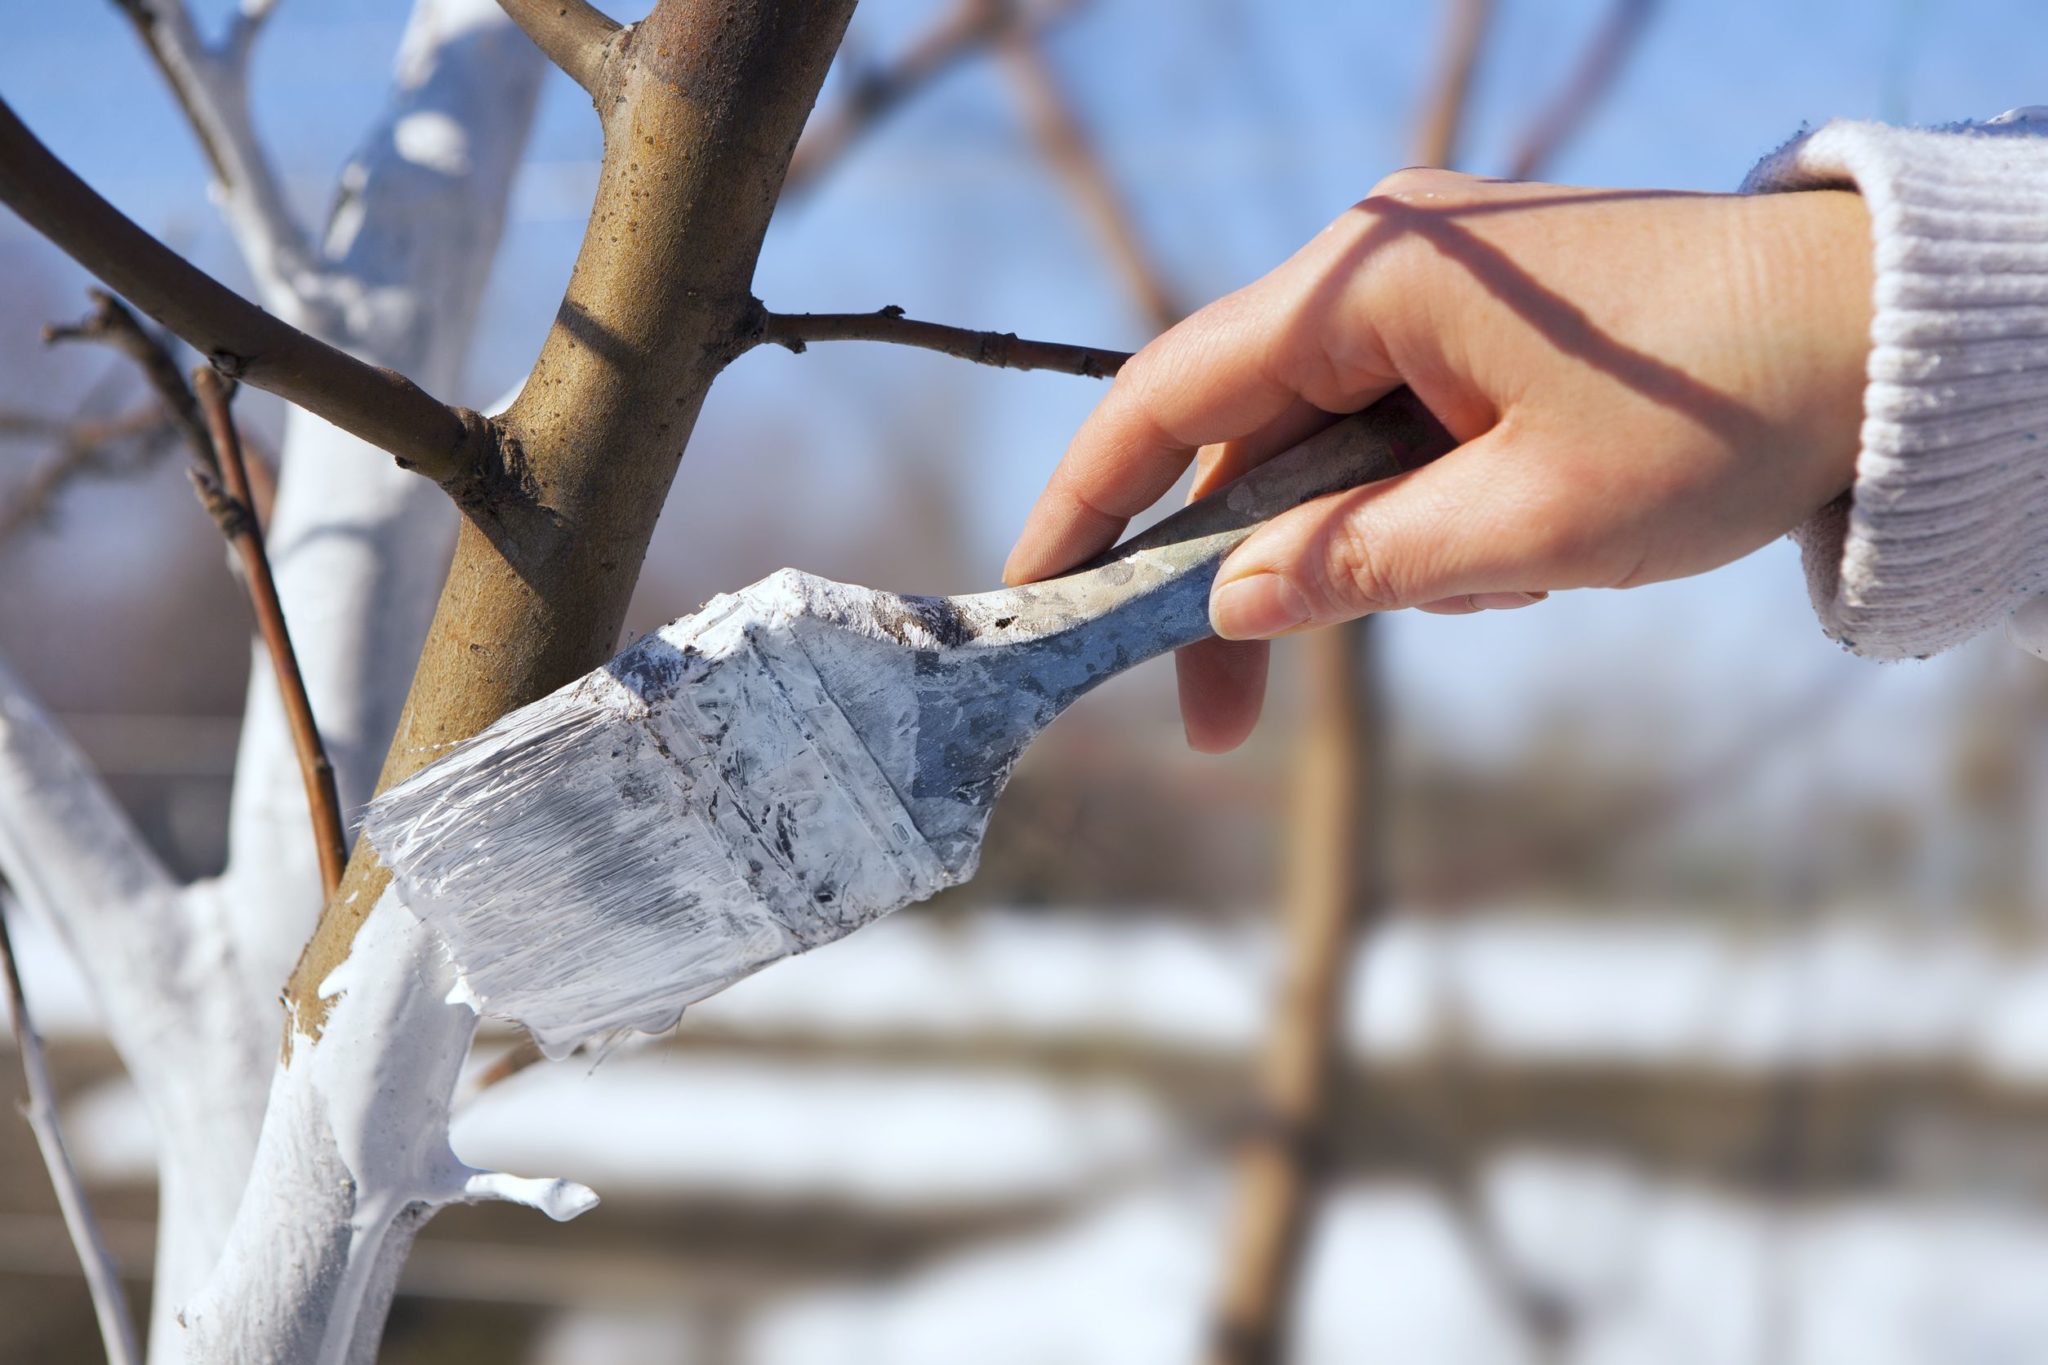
[1409,0,1494,170]
[111,0,315,315]
[45,290,215,469]
[758,305,1127,377]
[222,0,283,71]
[0,97,487,485]
[462,1036,547,1105]
[784,0,1081,195]
[0,407,176,543]
[0,666,178,943]
[193,369,349,900]
[1505,0,1656,180]
[8,293,276,541]
[997,23,1183,332]
[0,891,139,1365]
[496,0,621,96]
[0,655,271,1365]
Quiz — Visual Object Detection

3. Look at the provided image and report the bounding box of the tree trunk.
[171,3,858,1358]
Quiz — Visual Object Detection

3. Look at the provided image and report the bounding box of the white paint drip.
[367,570,959,1059]
[301,892,596,1364]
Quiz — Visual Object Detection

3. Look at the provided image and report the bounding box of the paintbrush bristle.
[365,573,958,1058]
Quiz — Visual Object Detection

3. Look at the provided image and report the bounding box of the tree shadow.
[1297,188,1769,450]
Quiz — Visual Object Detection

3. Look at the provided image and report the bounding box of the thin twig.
[496,0,621,97]
[0,889,140,1365]
[0,408,176,544]
[237,421,278,525]
[45,290,214,467]
[1505,0,1657,180]
[1410,0,1495,171]
[996,25,1183,332]
[784,0,1082,196]
[192,369,347,899]
[16,293,278,538]
[461,1037,548,1107]
[111,0,313,299]
[0,98,484,485]
[759,305,1128,377]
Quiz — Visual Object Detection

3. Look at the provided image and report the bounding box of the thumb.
[1208,423,1589,638]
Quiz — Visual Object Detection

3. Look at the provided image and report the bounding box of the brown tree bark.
[285,0,859,1030]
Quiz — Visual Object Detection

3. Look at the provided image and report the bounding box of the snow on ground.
[451,1054,1171,1205]
[45,902,2048,1196]
[693,907,2048,1079]
[32,893,2048,1362]
[65,1049,1175,1206]
[20,900,2048,1079]
[738,1161,2048,1365]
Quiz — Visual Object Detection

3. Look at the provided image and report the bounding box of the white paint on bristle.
[366,570,957,1058]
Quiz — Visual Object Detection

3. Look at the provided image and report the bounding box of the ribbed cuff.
[1743,109,2048,659]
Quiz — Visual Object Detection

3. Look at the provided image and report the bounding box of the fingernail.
[1469,591,1546,611]
[1212,573,1312,639]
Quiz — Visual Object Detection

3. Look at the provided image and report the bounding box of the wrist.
[1740,188,1874,505]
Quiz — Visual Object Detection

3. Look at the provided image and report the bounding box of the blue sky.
[5,0,2046,805]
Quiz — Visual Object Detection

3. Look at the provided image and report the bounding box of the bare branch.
[193,369,348,900]
[0,413,84,440]
[786,0,1081,195]
[4,297,277,542]
[758,304,1127,377]
[0,98,487,485]
[0,408,176,543]
[1505,0,1656,180]
[45,290,213,468]
[1410,0,1495,170]
[110,0,314,311]
[997,24,1183,332]
[0,891,140,1365]
[221,0,283,72]
[497,0,621,97]
[461,1036,547,1107]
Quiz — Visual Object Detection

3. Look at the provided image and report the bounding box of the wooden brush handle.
[973,388,1457,673]
[1080,386,1456,575]
[950,388,1457,722]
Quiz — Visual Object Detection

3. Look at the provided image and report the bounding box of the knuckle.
[1359,165,1478,211]
[1314,513,1403,616]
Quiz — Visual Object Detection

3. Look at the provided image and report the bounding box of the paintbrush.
[363,389,1453,1056]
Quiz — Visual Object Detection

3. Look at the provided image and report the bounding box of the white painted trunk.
[171,891,593,1365]
[0,0,555,1358]
[166,1,555,1355]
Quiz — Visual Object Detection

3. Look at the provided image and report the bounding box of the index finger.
[1003,262,1392,583]
[1000,290,1294,585]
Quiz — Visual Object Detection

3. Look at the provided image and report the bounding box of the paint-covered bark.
[222,0,547,1034]
[286,0,861,1009]
[6,0,857,1356]
[175,890,592,1364]
[0,0,542,1356]
[171,3,858,1359]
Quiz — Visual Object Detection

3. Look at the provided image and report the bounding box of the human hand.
[1003,172,1874,751]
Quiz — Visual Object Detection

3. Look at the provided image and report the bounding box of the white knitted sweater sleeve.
[1743,109,2048,660]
